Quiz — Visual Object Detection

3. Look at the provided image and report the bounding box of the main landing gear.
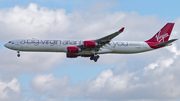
[17,51,20,57]
[90,54,100,62]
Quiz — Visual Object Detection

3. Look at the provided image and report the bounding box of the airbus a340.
[4,23,177,62]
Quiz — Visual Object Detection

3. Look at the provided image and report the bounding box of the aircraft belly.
[98,48,113,54]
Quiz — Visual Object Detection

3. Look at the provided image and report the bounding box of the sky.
[0,0,180,101]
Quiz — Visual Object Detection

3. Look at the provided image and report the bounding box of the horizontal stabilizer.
[156,39,178,46]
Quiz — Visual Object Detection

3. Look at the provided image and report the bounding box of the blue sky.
[120,0,180,20]
[0,0,179,20]
[0,0,180,101]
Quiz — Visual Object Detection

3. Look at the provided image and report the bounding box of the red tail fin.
[146,23,175,42]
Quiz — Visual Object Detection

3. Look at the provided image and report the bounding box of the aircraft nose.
[4,43,9,48]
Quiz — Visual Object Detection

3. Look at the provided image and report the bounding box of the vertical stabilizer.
[145,23,175,43]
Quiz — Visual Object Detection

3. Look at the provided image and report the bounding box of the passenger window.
[8,41,11,43]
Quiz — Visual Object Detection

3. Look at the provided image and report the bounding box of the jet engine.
[66,53,78,58]
[67,46,81,53]
[83,41,98,48]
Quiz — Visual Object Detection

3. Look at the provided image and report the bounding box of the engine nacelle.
[66,53,78,58]
[83,41,98,48]
[67,46,81,53]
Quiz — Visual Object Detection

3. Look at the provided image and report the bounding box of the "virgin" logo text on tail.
[155,30,169,42]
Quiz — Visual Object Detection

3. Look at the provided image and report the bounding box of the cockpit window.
[8,41,11,43]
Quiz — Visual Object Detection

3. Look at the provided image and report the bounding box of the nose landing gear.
[17,51,20,57]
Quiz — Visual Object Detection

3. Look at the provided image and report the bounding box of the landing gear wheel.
[17,54,20,57]
[97,55,100,59]
[90,54,100,62]
[94,58,97,62]
[90,54,94,60]
[93,55,100,62]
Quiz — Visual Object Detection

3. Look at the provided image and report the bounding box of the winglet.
[118,27,125,32]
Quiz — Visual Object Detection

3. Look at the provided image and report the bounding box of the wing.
[95,27,125,47]
[78,27,125,51]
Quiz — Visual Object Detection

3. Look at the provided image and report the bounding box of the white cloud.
[0,3,70,41]
[87,69,132,93]
[30,55,180,100]
[144,63,158,70]
[0,3,163,43]
[31,73,69,92]
[31,73,83,99]
[0,78,21,101]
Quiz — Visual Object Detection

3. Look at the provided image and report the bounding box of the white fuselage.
[4,39,153,54]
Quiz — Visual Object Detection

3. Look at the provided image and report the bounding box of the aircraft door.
[15,40,19,46]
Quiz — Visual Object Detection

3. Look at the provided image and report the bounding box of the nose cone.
[4,43,9,48]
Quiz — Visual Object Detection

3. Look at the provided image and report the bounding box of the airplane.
[4,23,177,62]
